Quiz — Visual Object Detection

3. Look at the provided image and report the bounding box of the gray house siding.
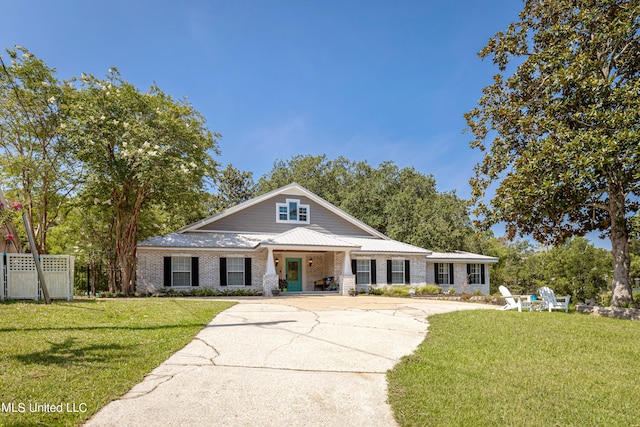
[197,194,374,237]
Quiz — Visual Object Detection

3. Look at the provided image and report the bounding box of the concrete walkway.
[85,296,492,427]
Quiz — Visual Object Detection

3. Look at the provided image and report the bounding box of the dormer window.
[276,199,310,224]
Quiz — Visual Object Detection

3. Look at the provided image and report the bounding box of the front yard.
[388,310,640,426]
[0,298,234,426]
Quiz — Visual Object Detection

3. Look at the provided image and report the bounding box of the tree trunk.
[115,184,144,297]
[609,181,634,307]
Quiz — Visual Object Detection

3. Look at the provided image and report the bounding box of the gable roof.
[179,182,388,239]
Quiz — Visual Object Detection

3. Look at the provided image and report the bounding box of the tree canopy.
[64,69,219,295]
[465,0,640,306]
[0,46,78,253]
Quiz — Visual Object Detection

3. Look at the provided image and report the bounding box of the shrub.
[415,285,442,295]
[384,285,412,297]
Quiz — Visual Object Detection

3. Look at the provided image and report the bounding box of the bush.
[383,286,412,297]
[415,285,442,295]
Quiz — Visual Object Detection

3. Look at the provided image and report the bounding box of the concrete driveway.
[85,296,492,427]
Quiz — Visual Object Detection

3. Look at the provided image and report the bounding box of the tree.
[210,164,256,213]
[65,69,219,295]
[0,46,77,253]
[465,1,640,306]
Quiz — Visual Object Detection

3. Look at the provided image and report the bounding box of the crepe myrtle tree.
[66,69,220,295]
[465,0,640,306]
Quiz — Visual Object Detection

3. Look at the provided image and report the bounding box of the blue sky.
[2,1,609,247]
[2,0,523,195]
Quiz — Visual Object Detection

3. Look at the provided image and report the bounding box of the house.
[136,183,498,295]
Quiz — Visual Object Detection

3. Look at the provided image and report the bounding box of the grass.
[387,310,640,427]
[0,298,234,426]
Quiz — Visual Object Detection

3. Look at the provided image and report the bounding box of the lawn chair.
[499,285,523,312]
[538,286,570,313]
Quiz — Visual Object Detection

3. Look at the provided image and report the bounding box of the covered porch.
[260,228,359,296]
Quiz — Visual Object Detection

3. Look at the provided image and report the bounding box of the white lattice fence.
[1,254,5,301]
[41,256,74,300]
[7,254,38,300]
[4,254,74,301]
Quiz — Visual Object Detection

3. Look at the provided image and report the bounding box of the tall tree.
[210,164,256,213]
[0,46,77,253]
[65,69,219,295]
[465,0,640,306]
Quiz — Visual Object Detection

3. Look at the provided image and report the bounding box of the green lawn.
[387,310,640,427]
[0,298,234,426]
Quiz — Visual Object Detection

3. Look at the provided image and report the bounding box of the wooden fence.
[1,253,74,301]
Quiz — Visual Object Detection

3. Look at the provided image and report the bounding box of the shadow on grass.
[0,323,210,333]
[13,337,135,367]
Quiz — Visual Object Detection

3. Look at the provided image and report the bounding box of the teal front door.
[285,258,302,292]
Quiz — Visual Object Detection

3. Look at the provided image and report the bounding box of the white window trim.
[391,259,405,284]
[172,256,192,287]
[356,259,371,285]
[226,256,245,287]
[276,198,310,224]
[438,263,450,285]
[469,263,482,285]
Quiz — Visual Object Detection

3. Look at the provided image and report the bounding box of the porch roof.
[260,227,359,250]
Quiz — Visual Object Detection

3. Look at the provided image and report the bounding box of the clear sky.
[0,1,609,247]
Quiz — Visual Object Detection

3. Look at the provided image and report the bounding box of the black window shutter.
[244,258,252,286]
[434,263,439,285]
[404,260,411,284]
[370,260,377,284]
[386,260,392,284]
[449,263,454,285]
[191,257,199,286]
[164,257,172,287]
[351,259,357,275]
[220,257,227,286]
[481,264,486,284]
[467,263,471,278]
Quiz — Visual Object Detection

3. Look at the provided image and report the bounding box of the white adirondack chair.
[499,285,522,311]
[538,286,570,312]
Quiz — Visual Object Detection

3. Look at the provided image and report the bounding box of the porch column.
[266,248,276,276]
[340,251,355,296]
[342,250,352,275]
[263,247,278,296]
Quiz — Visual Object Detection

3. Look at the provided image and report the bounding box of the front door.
[285,258,302,292]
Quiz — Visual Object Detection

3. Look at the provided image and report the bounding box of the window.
[278,206,288,221]
[356,259,371,285]
[164,256,199,287]
[289,201,298,221]
[220,257,252,286]
[437,263,450,285]
[468,263,483,284]
[392,260,404,284]
[227,257,245,286]
[172,257,191,286]
[435,263,454,285]
[276,199,310,224]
